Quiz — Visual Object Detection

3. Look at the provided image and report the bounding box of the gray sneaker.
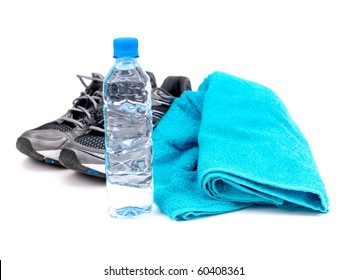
[16,73,104,165]
[59,75,192,177]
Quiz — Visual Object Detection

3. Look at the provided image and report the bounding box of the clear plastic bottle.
[103,37,153,218]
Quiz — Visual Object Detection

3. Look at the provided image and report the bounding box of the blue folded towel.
[153,71,329,221]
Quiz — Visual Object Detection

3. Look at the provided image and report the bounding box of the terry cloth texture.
[153,71,329,221]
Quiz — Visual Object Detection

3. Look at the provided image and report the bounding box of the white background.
[0,0,346,279]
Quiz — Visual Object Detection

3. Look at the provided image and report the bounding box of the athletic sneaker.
[59,76,192,177]
[16,73,104,165]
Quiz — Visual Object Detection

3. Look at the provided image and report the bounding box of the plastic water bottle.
[103,37,153,218]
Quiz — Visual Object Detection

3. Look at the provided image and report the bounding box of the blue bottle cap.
[113,37,139,58]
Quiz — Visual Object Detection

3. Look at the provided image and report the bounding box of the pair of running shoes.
[16,72,191,178]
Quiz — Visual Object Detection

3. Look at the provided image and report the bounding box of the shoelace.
[89,123,104,133]
[60,74,103,128]
[151,88,175,107]
[152,88,177,122]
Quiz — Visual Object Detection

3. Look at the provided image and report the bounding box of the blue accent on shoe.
[85,168,100,176]
[44,157,55,164]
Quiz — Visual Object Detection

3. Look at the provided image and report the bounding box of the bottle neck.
[115,57,139,69]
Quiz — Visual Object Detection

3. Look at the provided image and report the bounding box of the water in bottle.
[103,37,153,218]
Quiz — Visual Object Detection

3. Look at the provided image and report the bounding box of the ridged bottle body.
[104,58,153,218]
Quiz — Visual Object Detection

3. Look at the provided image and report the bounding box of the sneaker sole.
[16,137,61,165]
[59,149,105,178]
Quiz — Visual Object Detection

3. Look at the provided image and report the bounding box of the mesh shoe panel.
[75,133,105,149]
[34,122,74,132]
